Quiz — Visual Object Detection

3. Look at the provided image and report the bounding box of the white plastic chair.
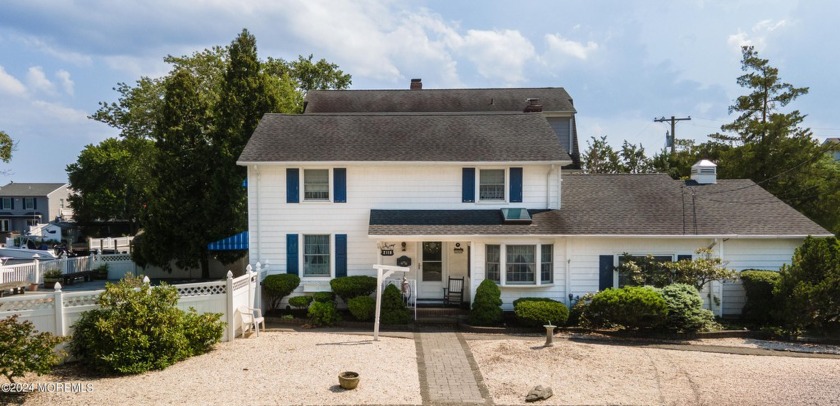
[238,305,265,337]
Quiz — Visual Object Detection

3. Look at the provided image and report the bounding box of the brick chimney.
[523,98,543,113]
[410,78,422,90]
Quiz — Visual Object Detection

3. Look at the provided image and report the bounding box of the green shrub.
[585,286,668,330]
[567,293,594,327]
[660,284,716,333]
[380,284,411,324]
[512,297,558,307]
[740,270,780,324]
[70,276,225,375]
[307,301,340,327]
[330,276,377,303]
[514,300,569,328]
[348,296,376,321]
[774,237,840,333]
[0,315,66,383]
[288,295,314,310]
[262,274,300,311]
[469,279,503,326]
[312,291,335,303]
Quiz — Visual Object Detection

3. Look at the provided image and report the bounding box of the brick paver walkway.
[415,330,491,405]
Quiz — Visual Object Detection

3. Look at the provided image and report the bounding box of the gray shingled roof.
[304,88,575,114]
[239,113,571,163]
[0,183,66,197]
[368,173,832,237]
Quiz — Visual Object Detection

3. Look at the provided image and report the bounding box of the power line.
[654,115,691,154]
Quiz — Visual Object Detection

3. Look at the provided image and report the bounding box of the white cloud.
[0,66,26,96]
[727,30,756,50]
[18,35,93,66]
[727,19,789,52]
[55,70,74,96]
[754,19,788,32]
[457,29,535,85]
[31,100,88,124]
[544,34,598,60]
[27,66,56,95]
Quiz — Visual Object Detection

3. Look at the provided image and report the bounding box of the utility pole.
[654,115,691,154]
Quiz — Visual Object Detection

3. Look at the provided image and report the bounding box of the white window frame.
[485,242,554,286]
[0,219,8,232]
[302,234,332,278]
[23,198,35,210]
[302,169,332,202]
[477,168,507,202]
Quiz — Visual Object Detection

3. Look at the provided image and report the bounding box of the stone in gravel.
[525,385,553,402]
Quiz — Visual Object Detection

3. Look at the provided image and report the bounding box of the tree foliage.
[618,248,735,290]
[774,237,840,333]
[81,29,351,275]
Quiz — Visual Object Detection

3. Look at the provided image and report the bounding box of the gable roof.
[368,173,832,237]
[824,137,840,146]
[239,112,571,163]
[304,88,576,114]
[0,183,67,197]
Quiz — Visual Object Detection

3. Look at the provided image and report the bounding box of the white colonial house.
[237,81,832,316]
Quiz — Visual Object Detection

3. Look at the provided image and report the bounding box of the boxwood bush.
[330,276,377,303]
[307,301,340,327]
[348,296,376,321]
[70,276,224,375]
[312,291,335,303]
[468,279,503,326]
[660,284,716,333]
[513,298,569,328]
[740,270,780,324]
[380,284,411,324]
[584,286,668,330]
[263,274,300,311]
[288,295,314,310]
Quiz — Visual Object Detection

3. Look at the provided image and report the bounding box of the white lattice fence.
[0,270,259,342]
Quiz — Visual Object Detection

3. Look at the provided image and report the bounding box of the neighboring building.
[824,137,840,161]
[0,183,72,234]
[238,82,832,317]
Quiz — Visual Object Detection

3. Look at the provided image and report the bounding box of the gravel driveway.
[9,330,840,405]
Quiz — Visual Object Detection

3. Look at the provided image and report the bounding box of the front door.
[419,241,444,299]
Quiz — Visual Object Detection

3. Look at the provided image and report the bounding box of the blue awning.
[207,231,249,251]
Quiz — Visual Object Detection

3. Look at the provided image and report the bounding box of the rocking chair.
[443,277,464,307]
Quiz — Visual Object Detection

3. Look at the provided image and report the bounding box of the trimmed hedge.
[263,274,300,311]
[660,284,715,333]
[380,284,411,324]
[330,276,377,303]
[312,291,335,303]
[584,286,668,329]
[288,295,314,310]
[469,279,503,326]
[512,297,559,308]
[348,296,376,321]
[514,299,569,328]
[740,270,780,324]
[307,301,340,327]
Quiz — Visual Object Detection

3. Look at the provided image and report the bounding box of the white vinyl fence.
[0,263,266,342]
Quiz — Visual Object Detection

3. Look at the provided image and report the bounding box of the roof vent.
[523,98,543,113]
[691,160,717,184]
[410,78,422,90]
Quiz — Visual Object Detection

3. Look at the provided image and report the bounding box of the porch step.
[414,307,467,326]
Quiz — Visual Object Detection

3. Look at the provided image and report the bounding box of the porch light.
[453,243,464,254]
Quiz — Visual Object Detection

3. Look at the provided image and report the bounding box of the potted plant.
[93,264,109,280]
[43,269,62,286]
[28,275,39,292]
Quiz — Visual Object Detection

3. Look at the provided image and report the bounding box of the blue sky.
[0,0,838,183]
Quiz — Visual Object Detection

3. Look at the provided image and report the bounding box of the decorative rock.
[525,385,553,402]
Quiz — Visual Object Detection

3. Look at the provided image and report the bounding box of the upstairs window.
[479,169,505,201]
[304,169,329,201]
[0,198,10,210]
[23,198,35,210]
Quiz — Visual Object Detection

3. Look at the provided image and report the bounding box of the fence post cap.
[53,282,62,291]
[226,270,233,279]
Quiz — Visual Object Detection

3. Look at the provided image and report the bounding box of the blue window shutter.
[462,168,475,203]
[286,168,299,203]
[286,234,299,276]
[335,234,347,278]
[509,167,523,203]
[598,255,614,290]
[334,168,346,203]
[10,199,13,210]
[677,254,692,261]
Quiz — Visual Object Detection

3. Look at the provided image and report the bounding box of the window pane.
[486,245,500,283]
[506,245,535,284]
[304,235,330,276]
[304,169,329,200]
[541,244,553,283]
[422,242,442,281]
[24,198,35,210]
[479,169,505,200]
